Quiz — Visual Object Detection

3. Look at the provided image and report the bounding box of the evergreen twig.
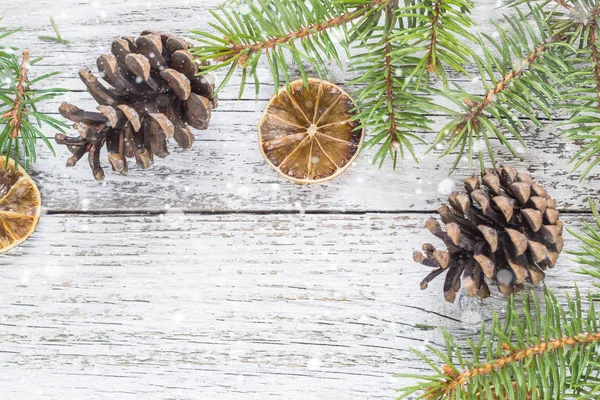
[191,0,390,96]
[397,287,600,399]
[557,2,600,180]
[350,1,434,166]
[433,4,571,173]
[192,0,476,169]
[194,0,600,176]
[569,200,600,287]
[2,49,30,140]
[392,0,476,88]
[0,19,68,168]
[38,17,70,45]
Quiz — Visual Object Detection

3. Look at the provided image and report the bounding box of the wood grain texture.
[0,213,595,400]
[0,0,599,399]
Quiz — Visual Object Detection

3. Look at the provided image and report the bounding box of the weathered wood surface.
[0,214,596,399]
[0,0,598,399]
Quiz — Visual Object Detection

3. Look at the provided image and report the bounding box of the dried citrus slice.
[0,156,41,253]
[259,79,364,184]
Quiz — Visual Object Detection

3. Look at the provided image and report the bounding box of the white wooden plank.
[23,122,598,213]
[0,213,594,399]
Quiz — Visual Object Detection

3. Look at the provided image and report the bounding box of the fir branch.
[220,3,377,61]
[569,200,600,286]
[589,15,600,106]
[393,0,476,87]
[350,0,475,168]
[383,8,400,152]
[0,21,68,168]
[1,49,30,140]
[465,32,563,125]
[397,287,600,399]
[433,5,570,172]
[191,0,390,95]
[558,6,600,180]
[350,2,433,166]
[440,333,600,397]
[426,0,442,74]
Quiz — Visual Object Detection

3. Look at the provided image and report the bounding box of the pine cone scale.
[126,54,152,82]
[96,105,120,128]
[521,208,543,232]
[136,35,166,69]
[79,69,119,106]
[171,50,198,78]
[117,105,141,132]
[444,263,464,303]
[59,103,107,126]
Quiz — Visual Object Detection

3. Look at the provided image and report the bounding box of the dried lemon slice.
[259,79,364,184]
[0,156,41,253]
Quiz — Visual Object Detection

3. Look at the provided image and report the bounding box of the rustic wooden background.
[0,0,598,399]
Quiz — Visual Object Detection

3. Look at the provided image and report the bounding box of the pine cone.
[55,30,217,180]
[414,167,564,303]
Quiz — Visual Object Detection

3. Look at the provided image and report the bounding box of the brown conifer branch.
[589,17,600,108]
[554,0,574,11]
[220,0,389,64]
[427,0,442,74]
[383,4,400,150]
[457,33,563,133]
[427,380,537,400]
[431,332,600,398]
[1,50,29,139]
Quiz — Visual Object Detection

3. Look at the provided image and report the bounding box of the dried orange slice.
[259,79,364,184]
[0,156,41,253]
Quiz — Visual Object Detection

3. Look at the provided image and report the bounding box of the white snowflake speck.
[239,3,251,15]
[172,312,184,324]
[496,269,514,286]
[437,178,454,195]
[307,358,322,370]
[237,186,250,197]
[461,310,483,325]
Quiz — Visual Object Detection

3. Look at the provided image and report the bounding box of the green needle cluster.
[0,18,68,168]
[192,0,600,179]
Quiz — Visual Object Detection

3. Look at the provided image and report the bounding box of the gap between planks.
[43,209,596,216]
